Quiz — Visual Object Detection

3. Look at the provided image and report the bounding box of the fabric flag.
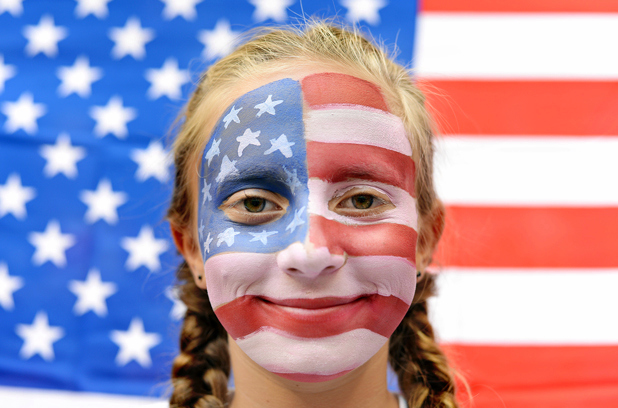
[0,0,418,405]
[416,1,618,407]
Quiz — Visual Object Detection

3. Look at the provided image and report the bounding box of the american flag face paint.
[198,73,417,382]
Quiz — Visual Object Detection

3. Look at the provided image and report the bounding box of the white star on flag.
[121,225,169,272]
[236,128,261,156]
[223,105,242,129]
[109,17,155,60]
[217,227,239,247]
[68,268,117,317]
[204,232,213,254]
[1,92,46,135]
[16,311,65,361]
[249,230,278,245]
[0,0,24,17]
[57,56,103,98]
[205,138,221,166]
[249,0,294,22]
[0,262,23,311]
[201,180,212,204]
[40,133,86,179]
[80,179,128,225]
[23,14,68,57]
[198,19,240,60]
[110,317,161,368]
[264,133,295,158]
[341,0,387,26]
[0,54,17,93]
[286,206,306,232]
[130,141,171,182]
[74,0,112,19]
[160,0,203,20]
[28,220,76,268]
[90,96,137,139]
[0,173,36,220]
[215,155,238,183]
[254,94,283,117]
[145,57,190,100]
[283,166,302,195]
[165,286,187,320]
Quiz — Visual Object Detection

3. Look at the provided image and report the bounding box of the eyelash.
[331,188,394,218]
[221,189,288,225]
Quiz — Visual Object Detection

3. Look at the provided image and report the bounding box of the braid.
[170,262,230,408]
[389,274,459,408]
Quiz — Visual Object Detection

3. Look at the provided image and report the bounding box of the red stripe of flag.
[435,206,618,268]
[444,344,618,407]
[420,80,618,136]
[422,0,618,13]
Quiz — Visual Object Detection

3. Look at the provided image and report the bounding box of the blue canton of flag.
[0,0,418,403]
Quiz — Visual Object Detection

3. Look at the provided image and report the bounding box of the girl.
[167,22,457,408]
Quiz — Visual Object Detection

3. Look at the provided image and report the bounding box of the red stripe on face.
[308,215,417,264]
[301,72,389,111]
[307,141,416,196]
[216,294,409,340]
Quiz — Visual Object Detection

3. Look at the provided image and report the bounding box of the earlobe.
[171,222,207,289]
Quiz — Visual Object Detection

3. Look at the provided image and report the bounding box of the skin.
[171,62,438,408]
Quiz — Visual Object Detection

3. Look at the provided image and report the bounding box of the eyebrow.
[213,165,292,197]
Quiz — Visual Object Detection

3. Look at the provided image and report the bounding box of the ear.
[416,198,445,272]
[170,222,207,289]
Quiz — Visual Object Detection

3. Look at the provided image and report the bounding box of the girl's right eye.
[221,189,289,225]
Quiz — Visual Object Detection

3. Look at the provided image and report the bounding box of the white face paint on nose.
[276,242,346,279]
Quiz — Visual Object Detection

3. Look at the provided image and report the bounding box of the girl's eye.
[221,189,289,225]
[331,188,394,218]
[244,197,266,212]
[351,194,373,210]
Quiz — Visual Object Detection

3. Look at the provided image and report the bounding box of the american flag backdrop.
[0,0,420,406]
[1,0,617,407]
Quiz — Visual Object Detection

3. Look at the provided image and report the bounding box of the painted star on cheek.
[216,227,239,247]
[204,232,213,254]
[254,95,283,117]
[215,155,238,183]
[285,206,305,233]
[264,134,294,158]
[223,105,242,129]
[204,138,220,166]
[236,128,261,157]
[201,180,212,204]
[249,230,278,245]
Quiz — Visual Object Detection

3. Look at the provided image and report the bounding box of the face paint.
[198,73,417,382]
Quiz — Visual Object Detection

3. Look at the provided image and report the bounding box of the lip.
[258,295,368,310]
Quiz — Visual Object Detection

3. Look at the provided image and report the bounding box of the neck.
[228,337,398,408]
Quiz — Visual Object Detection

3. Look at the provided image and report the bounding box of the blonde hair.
[167,21,457,408]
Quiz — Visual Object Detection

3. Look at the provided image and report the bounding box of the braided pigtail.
[169,261,230,408]
[389,274,458,408]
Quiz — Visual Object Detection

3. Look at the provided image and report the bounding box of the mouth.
[258,295,371,310]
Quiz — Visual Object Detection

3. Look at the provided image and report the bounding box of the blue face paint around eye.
[198,78,309,261]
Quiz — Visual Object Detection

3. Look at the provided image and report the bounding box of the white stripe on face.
[204,253,416,309]
[304,106,412,156]
[307,178,418,230]
[235,327,387,376]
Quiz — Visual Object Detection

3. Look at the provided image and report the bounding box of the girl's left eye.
[244,197,267,212]
[331,189,394,217]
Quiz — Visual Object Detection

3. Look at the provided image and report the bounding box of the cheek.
[308,215,417,266]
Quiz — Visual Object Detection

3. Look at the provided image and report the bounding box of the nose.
[277,242,345,279]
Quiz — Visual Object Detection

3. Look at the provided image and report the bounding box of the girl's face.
[196,71,418,382]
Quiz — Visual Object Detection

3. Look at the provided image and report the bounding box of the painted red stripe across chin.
[216,294,409,340]
[307,141,416,196]
[308,215,417,263]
